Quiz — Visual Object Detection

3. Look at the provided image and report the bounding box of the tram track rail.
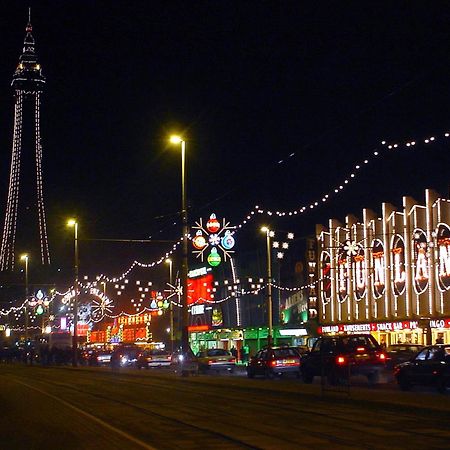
[3,365,450,449]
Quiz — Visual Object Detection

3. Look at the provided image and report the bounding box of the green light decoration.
[35,304,44,315]
[207,247,222,267]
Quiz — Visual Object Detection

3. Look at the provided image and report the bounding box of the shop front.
[318,320,424,345]
[316,189,450,345]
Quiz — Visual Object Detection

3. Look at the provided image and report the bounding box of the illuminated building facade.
[317,189,450,345]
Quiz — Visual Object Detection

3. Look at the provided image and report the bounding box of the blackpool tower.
[0,13,50,271]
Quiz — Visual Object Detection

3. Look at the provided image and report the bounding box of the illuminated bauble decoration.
[207,247,222,267]
[193,230,207,250]
[206,213,220,233]
[157,300,163,308]
[36,289,44,301]
[35,304,44,315]
[150,299,157,309]
[221,230,235,250]
[209,233,220,246]
[157,309,163,316]
[163,299,170,309]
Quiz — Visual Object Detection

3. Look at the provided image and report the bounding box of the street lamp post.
[67,219,79,367]
[166,258,174,353]
[169,136,190,355]
[261,227,274,347]
[20,254,29,342]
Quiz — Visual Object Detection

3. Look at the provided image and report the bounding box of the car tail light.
[207,359,213,365]
[336,356,346,365]
[378,353,386,360]
[270,360,279,367]
[229,358,236,363]
[356,347,365,352]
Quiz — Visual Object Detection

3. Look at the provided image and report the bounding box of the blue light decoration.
[221,230,235,250]
[192,213,236,267]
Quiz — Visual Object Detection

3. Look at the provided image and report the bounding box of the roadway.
[1,364,450,449]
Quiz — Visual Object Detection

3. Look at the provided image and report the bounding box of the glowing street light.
[169,135,190,359]
[67,219,79,367]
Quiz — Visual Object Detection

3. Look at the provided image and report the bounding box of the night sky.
[0,1,449,279]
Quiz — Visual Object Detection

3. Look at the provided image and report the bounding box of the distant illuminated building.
[0,12,50,270]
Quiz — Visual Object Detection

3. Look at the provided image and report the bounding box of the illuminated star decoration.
[273,232,294,259]
[192,213,236,267]
[343,240,359,257]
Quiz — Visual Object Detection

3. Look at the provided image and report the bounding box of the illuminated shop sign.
[372,239,385,298]
[320,251,331,304]
[429,319,450,329]
[337,249,349,303]
[354,244,366,300]
[437,224,450,291]
[391,235,406,295]
[318,320,419,334]
[413,229,429,294]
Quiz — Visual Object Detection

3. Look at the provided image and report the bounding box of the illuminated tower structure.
[0,14,50,271]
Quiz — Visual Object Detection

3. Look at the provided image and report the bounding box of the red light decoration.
[206,213,220,233]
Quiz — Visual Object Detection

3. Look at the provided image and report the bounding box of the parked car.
[301,334,387,385]
[247,346,301,379]
[137,349,172,369]
[197,348,236,373]
[394,345,450,392]
[110,345,140,368]
[386,344,424,368]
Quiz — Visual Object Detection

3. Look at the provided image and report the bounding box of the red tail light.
[378,353,386,360]
[356,347,365,352]
[336,356,346,365]
[229,358,236,363]
[270,360,278,367]
[207,359,213,365]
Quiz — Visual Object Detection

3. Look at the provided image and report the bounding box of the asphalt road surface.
[1,364,450,450]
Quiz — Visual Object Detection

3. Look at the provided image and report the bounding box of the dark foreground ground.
[1,364,449,450]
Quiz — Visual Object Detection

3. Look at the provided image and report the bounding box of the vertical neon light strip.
[425,190,436,315]
[229,257,241,326]
[34,92,50,264]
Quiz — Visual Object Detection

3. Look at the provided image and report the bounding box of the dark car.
[394,345,450,392]
[110,345,140,368]
[301,334,387,385]
[386,344,424,368]
[137,349,172,369]
[196,348,236,373]
[247,346,301,379]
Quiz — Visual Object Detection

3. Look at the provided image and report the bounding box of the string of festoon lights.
[95,237,183,283]
[231,131,450,229]
[91,129,448,283]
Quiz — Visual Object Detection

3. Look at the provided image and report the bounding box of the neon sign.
[436,224,450,291]
[372,239,385,298]
[320,251,331,303]
[392,235,406,295]
[413,229,429,294]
